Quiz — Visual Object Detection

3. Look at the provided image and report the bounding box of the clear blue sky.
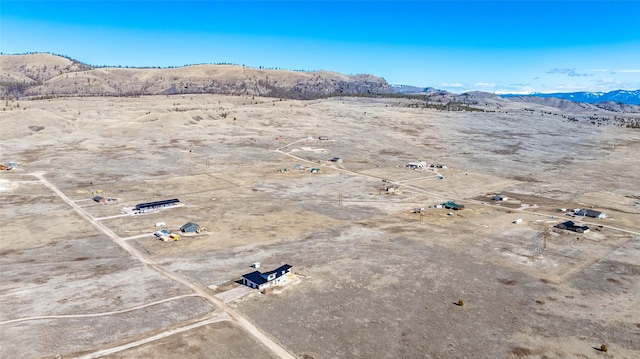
[2,0,639,93]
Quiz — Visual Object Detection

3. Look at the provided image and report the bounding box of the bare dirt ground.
[1,94,638,358]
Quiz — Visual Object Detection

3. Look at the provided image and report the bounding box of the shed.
[93,196,107,203]
[494,195,508,201]
[180,222,200,233]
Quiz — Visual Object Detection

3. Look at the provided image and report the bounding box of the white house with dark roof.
[241,264,292,290]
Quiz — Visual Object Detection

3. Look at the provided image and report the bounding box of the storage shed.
[180,222,200,233]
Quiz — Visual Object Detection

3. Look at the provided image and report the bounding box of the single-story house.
[93,196,107,203]
[242,264,292,290]
[555,221,590,233]
[406,162,427,170]
[576,209,606,219]
[443,201,464,210]
[180,222,200,233]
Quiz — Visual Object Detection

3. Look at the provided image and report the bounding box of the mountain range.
[392,85,640,106]
[1,53,639,109]
[499,89,640,105]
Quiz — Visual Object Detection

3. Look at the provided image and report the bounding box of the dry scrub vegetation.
[0,55,639,359]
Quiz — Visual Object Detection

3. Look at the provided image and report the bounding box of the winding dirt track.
[32,172,295,359]
[80,314,231,359]
[0,294,200,325]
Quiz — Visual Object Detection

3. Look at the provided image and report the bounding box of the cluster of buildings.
[153,222,201,242]
[101,190,296,292]
[553,209,607,233]
[413,201,465,214]
[405,162,447,170]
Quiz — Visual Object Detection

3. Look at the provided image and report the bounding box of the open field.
[1,94,639,358]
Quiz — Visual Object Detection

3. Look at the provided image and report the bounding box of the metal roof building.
[443,201,465,210]
[135,198,180,212]
[180,222,200,233]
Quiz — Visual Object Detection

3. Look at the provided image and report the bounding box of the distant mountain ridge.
[0,53,393,99]
[500,89,640,105]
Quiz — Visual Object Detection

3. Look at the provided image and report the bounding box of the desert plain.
[1,92,639,358]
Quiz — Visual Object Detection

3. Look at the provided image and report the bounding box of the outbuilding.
[135,198,180,212]
[443,201,464,210]
[576,209,607,219]
[494,195,508,201]
[180,222,200,233]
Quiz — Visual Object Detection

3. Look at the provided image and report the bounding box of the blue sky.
[1,0,639,93]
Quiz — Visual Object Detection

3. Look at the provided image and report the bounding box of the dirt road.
[32,172,296,359]
[79,314,231,359]
[0,294,201,325]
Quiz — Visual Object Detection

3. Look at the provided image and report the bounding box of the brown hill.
[0,53,392,99]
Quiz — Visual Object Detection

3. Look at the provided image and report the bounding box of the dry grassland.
[0,94,638,358]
